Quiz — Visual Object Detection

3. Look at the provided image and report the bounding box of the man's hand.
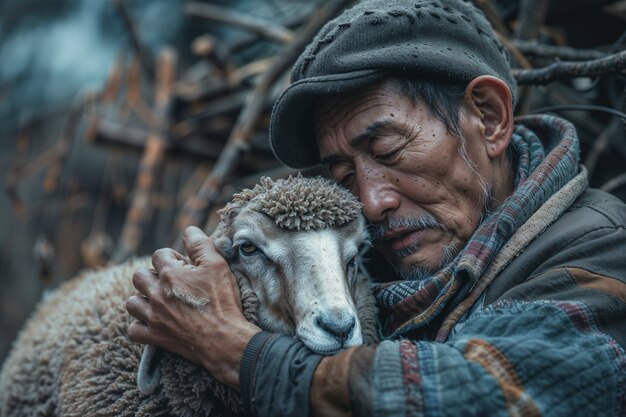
[126,226,261,390]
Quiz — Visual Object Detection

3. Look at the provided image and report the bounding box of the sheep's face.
[223,207,370,355]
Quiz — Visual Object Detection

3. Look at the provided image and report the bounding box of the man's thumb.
[182,226,214,264]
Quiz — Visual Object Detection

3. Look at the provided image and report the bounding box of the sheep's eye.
[347,257,356,270]
[346,257,358,286]
[239,242,258,256]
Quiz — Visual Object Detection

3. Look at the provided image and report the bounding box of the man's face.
[314,80,493,279]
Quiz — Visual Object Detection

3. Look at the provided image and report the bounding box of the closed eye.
[339,173,355,188]
[375,148,400,161]
[326,161,355,188]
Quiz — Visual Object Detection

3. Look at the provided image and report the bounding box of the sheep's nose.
[316,313,356,343]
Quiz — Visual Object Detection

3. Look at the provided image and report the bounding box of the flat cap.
[270,0,516,169]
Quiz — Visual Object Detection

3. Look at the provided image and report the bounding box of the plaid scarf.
[372,115,581,338]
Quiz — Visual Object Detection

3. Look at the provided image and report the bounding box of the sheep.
[0,175,379,417]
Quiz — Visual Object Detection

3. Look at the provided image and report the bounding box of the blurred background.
[1,0,625,363]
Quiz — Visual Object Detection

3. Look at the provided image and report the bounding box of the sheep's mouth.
[302,340,344,356]
[297,327,363,355]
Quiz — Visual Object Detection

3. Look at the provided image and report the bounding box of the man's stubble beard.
[369,181,493,282]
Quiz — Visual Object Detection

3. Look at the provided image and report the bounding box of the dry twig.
[512,40,608,61]
[113,0,155,80]
[112,48,177,263]
[185,2,295,44]
[514,50,626,85]
[90,120,223,160]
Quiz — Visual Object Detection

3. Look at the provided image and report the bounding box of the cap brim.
[270,69,386,169]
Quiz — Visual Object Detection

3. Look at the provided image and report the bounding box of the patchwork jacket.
[239,179,626,416]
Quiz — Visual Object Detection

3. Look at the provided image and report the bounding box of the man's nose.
[355,168,400,222]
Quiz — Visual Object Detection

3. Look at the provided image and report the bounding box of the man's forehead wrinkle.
[320,117,417,167]
[349,119,394,148]
[314,89,362,130]
[316,93,393,161]
[315,95,353,133]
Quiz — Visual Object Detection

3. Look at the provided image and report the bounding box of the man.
[126,0,626,415]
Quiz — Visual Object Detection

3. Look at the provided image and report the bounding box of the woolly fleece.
[223,175,362,231]
[0,176,378,417]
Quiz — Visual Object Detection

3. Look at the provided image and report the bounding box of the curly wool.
[0,258,255,417]
[224,175,362,230]
[0,175,377,417]
[0,257,377,417]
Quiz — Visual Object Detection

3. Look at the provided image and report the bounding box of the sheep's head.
[214,175,370,354]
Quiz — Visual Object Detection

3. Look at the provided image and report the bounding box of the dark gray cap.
[270,0,516,169]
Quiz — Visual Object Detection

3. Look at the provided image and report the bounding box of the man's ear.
[463,75,513,159]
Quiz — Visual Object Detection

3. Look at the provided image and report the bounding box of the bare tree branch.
[112,48,176,263]
[185,2,295,44]
[112,0,155,80]
[512,40,607,61]
[514,50,626,85]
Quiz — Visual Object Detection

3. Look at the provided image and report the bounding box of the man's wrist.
[201,322,261,390]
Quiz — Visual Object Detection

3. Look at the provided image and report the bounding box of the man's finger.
[132,268,158,297]
[182,226,216,265]
[127,319,151,344]
[152,247,187,273]
[126,294,151,324]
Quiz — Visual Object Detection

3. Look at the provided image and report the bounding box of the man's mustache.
[369,214,446,242]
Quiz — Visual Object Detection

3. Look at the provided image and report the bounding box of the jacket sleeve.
[240,295,626,417]
[239,331,322,417]
[310,297,626,417]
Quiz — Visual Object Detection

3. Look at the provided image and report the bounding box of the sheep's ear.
[137,345,163,395]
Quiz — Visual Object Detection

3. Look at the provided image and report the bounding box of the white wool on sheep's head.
[220,175,362,230]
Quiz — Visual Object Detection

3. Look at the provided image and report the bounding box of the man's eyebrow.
[320,120,396,166]
[320,154,343,165]
[349,119,394,148]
